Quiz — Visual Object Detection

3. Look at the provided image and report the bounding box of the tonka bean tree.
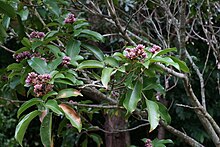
[1,0,218,147]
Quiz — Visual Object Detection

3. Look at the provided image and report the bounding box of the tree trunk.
[104,113,130,147]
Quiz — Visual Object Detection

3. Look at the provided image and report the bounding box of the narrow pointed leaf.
[156,102,171,124]
[66,39,81,58]
[81,43,104,61]
[146,100,160,132]
[56,88,83,99]
[15,110,41,146]
[59,104,82,132]
[46,100,63,115]
[0,1,16,17]
[77,60,104,69]
[27,58,49,74]
[123,80,142,114]
[151,56,180,70]
[17,98,42,118]
[40,113,52,147]
[81,29,104,42]
[170,56,189,72]
[101,68,113,89]
[42,91,58,101]
[153,47,177,57]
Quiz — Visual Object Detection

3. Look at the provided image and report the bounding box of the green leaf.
[152,138,173,147]
[54,78,74,86]
[142,60,150,69]
[17,98,42,118]
[81,43,104,61]
[74,22,90,30]
[59,104,82,132]
[40,112,52,147]
[77,60,104,69]
[66,39,81,58]
[48,57,62,71]
[0,23,7,42]
[153,47,177,57]
[81,29,104,42]
[27,58,49,74]
[31,41,43,50]
[7,63,23,71]
[89,133,103,146]
[104,56,119,67]
[45,31,58,39]
[21,37,31,48]
[56,88,83,99]
[47,45,61,58]
[170,56,189,72]
[42,91,58,101]
[151,56,180,70]
[123,80,142,114]
[45,100,63,115]
[44,0,61,17]
[17,8,29,21]
[101,68,113,89]
[0,1,16,17]
[146,99,160,132]
[15,110,41,146]
[156,102,171,124]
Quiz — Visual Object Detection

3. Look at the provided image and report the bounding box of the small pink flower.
[13,51,31,62]
[145,139,152,147]
[64,14,76,24]
[25,72,38,85]
[62,56,71,66]
[125,44,147,60]
[149,45,161,54]
[30,31,45,39]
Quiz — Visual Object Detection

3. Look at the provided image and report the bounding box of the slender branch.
[124,0,148,33]
[106,0,136,46]
[80,86,117,104]
[66,101,123,109]
[0,97,25,104]
[99,123,149,133]
[176,103,201,110]
[185,50,206,110]
[160,121,204,147]
[0,45,15,54]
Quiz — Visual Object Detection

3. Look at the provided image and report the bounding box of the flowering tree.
[0,0,220,147]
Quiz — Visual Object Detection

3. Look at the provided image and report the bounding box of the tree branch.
[160,121,204,147]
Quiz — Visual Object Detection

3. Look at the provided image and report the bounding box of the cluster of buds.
[62,56,71,66]
[125,44,147,60]
[13,51,31,62]
[25,72,53,97]
[149,45,161,54]
[64,14,76,24]
[145,139,152,147]
[30,31,45,39]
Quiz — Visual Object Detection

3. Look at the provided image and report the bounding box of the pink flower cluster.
[64,14,76,24]
[149,45,161,54]
[145,139,152,147]
[62,56,71,66]
[25,72,53,97]
[30,31,45,39]
[125,44,147,60]
[13,51,31,62]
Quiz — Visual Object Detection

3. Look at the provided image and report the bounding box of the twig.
[0,97,25,104]
[0,45,15,54]
[124,0,148,33]
[176,103,201,110]
[185,50,206,110]
[66,101,123,109]
[160,121,204,147]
